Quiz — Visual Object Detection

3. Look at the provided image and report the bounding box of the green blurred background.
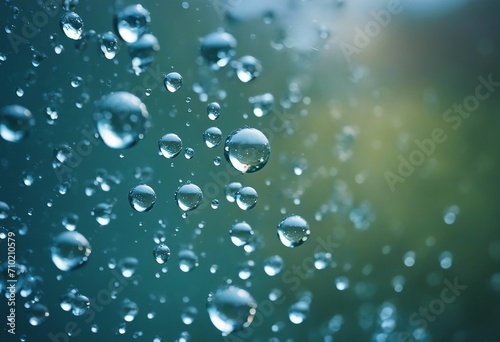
[1,0,500,341]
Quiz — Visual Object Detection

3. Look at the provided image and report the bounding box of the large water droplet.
[200,31,237,69]
[207,284,257,336]
[72,293,90,316]
[224,127,271,173]
[60,11,84,40]
[51,231,91,271]
[235,186,258,210]
[115,4,151,44]
[234,55,262,83]
[164,72,183,93]
[229,221,254,247]
[288,300,310,324]
[263,255,284,276]
[225,182,242,202]
[128,184,156,212]
[277,215,310,248]
[175,183,203,211]
[0,105,35,142]
[158,133,182,158]
[94,92,150,149]
[203,127,222,148]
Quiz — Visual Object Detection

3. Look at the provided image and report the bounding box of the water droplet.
[229,222,254,247]
[200,31,237,69]
[403,251,416,267]
[235,186,258,210]
[249,93,274,117]
[62,213,79,231]
[211,199,219,209]
[94,92,150,149]
[164,72,183,93]
[335,276,349,290]
[28,303,49,326]
[263,255,284,276]
[288,300,310,324]
[225,182,242,202]
[277,215,310,248]
[178,249,199,272]
[121,298,139,322]
[118,257,138,278]
[207,102,221,120]
[115,4,151,44]
[443,205,459,225]
[314,252,332,270]
[439,251,453,269]
[213,156,222,166]
[153,244,171,264]
[70,76,83,88]
[99,31,119,59]
[184,147,195,159]
[128,184,156,212]
[92,203,113,226]
[204,128,222,148]
[0,105,35,142]
[72,293,90,316]
[175,183,203,211]
[60,11,84,40]
[181,306,198,325]
[224,127,271,173]
[62,0,79,11]
[158,133,182,158]
[234,55,262,83]
[207,284,257,336]
[51,231,91,271]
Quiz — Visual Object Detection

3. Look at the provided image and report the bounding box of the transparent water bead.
[206,284,257,336]
[153,244,171,264]
[277,215,310,248]
[263,255,284,276]
[200,31,237,69]
[60,11,84,40]
[158,133,182,158]
[0,105,35,142]
[175,183,203,211]
[118,257,138,278]
[164,72,183,93]
[289,300,310,324]
[94,92,150,149]
[229,222,254,247]
[235,186,258,210]
[225,182,242,202]
[207,102,221,120]
[99,31,119,59]
[128,184,156,212]
[203,127,222,148]
[115,4,151,44]
[182,306,198,325]
[249,93,274,117]
[224,127,271,173]
[28,303,49,326]
[50,231,91,271]
[72,293,90,316]
[178,249,199,272]
[62,0,79,11]
[234,55,262,83]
